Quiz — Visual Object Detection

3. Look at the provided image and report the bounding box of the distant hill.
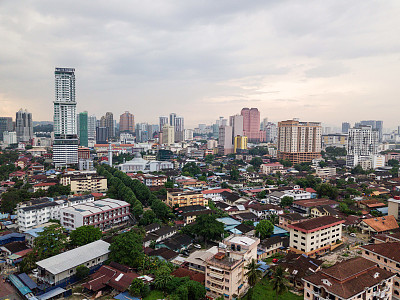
[33,124,53,133]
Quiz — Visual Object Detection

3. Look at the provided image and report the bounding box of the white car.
[349,233,357,237]
[193,244,201,249]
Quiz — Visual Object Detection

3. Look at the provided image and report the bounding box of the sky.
[1,0,400,129]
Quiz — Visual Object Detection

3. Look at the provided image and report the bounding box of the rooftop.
[361,215,399,232]
[288,216,344,233]
[361,242,400,263]
[37,240,110,275]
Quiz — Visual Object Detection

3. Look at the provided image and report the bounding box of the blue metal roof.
[37,287,66,300]
[114,292,140,300]
[8,274,32,296]
[23,227,45,237]
[18,273,38,290]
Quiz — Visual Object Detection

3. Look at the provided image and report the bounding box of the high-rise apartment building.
[357,120,383,141]
[100,112,114,140]
[136,123,149,143]
[241,108,265,143]
[15,109,33,143]
[265,122,277,143]
[169,113,176,127]
[234,135,248,154]
[218,125,233,155]
[346,125,379,168]
[162,124,175,145]
[88,115,96,143]
[119,111,134,133]
[341,122,350,134]
[78,112,88,147]
[96,127,108,144]
[53,68,78,167]
[159,117,168,133]
[277,119,322,164]
[174,116,184,142]
[3,131,17,145]
[0,117,13,141]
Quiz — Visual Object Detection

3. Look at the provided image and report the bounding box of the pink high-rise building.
[241,108,265,143]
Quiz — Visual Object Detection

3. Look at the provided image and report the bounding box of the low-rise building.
[358,215,399,234]
[361,242,400,299]
[303,257,395,300]
[315,167,337,178]
[205,235,260,300]
[278,213,306,231]
[60,198,130,231]
[166,190,208,208]
[283,187,311,201]
[36,240,110,285]
[288,216,344,257]
[33,182,57,192]
[292,198,338,215]
[310,205,339,218]
[260,162,284,174]
[257,236,287,259]
[388,197,400,220]
[60,175,107,193]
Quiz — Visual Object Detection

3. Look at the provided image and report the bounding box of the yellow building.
[166,190,208,207]
[60,175,108,193]
[234,135,248,153]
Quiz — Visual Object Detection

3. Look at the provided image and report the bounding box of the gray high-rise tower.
[15,109,33,143]
[53,67,78,167]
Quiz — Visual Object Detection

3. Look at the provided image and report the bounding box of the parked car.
[350,233,357,237]
[272,258,279,263]
[193,244,201,249]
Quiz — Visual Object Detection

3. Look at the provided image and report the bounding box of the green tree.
[243,220,254,227]
[182,162,201,177]
[109,231,144,267]
[255,219,274,239]
[230,167,240,181]
[19,251,37,273]
[319,160,328,168]
[249,157,263,171]
[34,224,67,260]
[279,159,292,167]
[139,210,157,226]
[270,266,289,299]
[189,214,224,244]
[388,159,399,167]
[316,183,338,200]
[280,196,293,208]
[151,199,172,221]
[129,278,145,296]
[245,259,262,300]
[154,265,173,291]
[204,154,214,164]
[70,225,102,247]
[76,265,90,280]
[165,181,174,188]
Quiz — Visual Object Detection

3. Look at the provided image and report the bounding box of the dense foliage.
[69,225,102,247]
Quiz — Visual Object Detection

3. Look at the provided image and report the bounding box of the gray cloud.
[0,0,399,127]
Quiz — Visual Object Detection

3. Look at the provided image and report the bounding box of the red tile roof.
[288,216,344,233]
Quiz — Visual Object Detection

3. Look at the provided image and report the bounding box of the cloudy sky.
[1,1,400,128]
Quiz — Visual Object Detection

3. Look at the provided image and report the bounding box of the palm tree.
[270,266,289,299]
[245,259,262,299]
[153,265,173,291]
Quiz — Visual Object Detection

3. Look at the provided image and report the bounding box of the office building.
[53,68,78,167]
[100,112,114,140]
[341,122,350,134]
[0,117,13,141]
[234,135,247,153]
[169,113,176,127]
[322,133,347,149]
[136,123,149,143]
[229,114,244,138]
[241,108,265,143]
[205,235,260,299]
[78,111,88,147]
[264,122,277,143]
[174,116,184,142]
[277,119,322,164]
[119,111,134,133]
[303,257,395,300]
[36,240,110,285]
[218,125,233,155]
[60,198,130,231]
[288,216,344,257]
[346,125,379,168]
[96,127,108,144]
[184,129,194,141]
[15,109,33,143]
[162,124,175,145]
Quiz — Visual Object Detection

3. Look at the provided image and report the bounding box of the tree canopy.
[255,219,274,239]
[69,225,102,247]
[34,224,67,260]
[185,214,224,243]
[109,230,144,268]
[182,162,201,177]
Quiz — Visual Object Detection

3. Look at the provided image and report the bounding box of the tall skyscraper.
[88,115,97,143]
[53,67,78,167]
[100,112,114,140]
[277,119,322,164]
[169,113,176,127]
[342,122,351,134]
[0,117,13,141]
[96,127,108,144]
[15,109,33,143]
[174,116,184,142]
[119,111,134,133]
[159,117,168,133]
[241,108,265,143]
[229,114,244,139]
[162,124,174,145]
[78,111,88,147]
[135,123,149,143]
[265,122,277,143]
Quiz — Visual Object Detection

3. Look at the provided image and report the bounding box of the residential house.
[278,213,307,231]
[257,236,288,259]
[358,215,399,234]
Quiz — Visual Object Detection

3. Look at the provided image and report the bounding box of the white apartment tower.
[53,67,79,167]
[346,125,379,168]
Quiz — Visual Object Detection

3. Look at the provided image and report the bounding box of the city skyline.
[1,1,400,127]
